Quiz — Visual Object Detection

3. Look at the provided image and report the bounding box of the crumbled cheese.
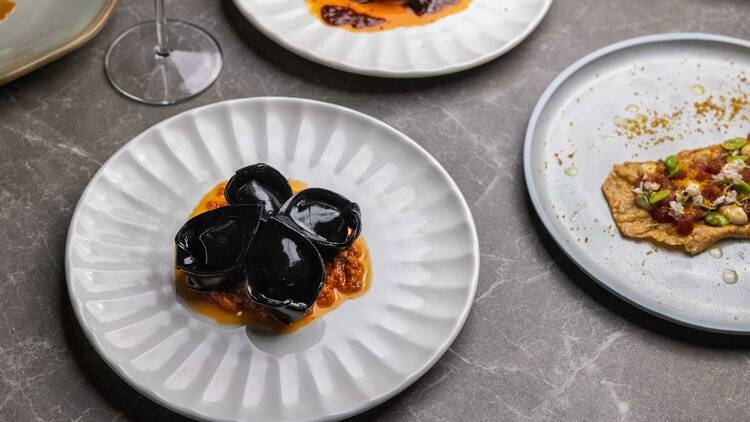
[711,191,737,208]
[633,181,660,196]
[669,200,685,218]
[685,182,700,197]
[644,181,661,191]
[714,159,746,184]
[692,194,704,207]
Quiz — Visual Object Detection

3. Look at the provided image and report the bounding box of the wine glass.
[105,0,223,105]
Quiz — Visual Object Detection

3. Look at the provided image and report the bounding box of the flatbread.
[602,155,750,255]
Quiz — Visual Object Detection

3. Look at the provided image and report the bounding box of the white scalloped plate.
[232,0,552,77]
[65,97,479,421]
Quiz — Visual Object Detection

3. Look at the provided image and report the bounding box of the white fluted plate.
[232,0,551,77]
[65,97,479,421]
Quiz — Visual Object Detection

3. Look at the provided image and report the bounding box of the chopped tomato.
[676,217,695,235]
[651,173,672,190]
[706,158,724,175]
[688,208,706,220]
[695,170,712,182]
[651,206,674,223]
[702,182,723,201]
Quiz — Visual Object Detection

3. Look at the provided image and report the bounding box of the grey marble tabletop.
[3,0,750,421]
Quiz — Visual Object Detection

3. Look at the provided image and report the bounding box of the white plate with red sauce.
[65,97,479,420]
[525,34,750,334]
[232,0,552,77]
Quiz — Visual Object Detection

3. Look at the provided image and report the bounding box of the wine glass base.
[105,20,222,105]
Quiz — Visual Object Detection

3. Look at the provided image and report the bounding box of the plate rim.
[65,96,480,420]
[231,0,553,78]
[523,32,750,335]
[0,0,118,86]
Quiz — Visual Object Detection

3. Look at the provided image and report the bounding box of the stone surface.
[2,0,750,421]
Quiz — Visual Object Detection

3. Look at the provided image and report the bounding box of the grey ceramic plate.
[0,0,117,85]
[525,33,750,334]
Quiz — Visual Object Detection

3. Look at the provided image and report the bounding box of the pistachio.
[735,181,750,196]
[705,211,730,227]
[648,189,671,205]
[722,137,748,151]
[727,155,748,163]
[664,155,681,178]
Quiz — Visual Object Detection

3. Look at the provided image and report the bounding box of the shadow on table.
[524,193,750,350]
[220,0,495,93]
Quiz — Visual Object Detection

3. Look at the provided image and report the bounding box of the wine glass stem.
[154,0,170,57]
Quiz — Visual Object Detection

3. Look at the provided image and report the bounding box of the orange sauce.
[306,0,471,32]
[176,179,371,333]
[0,0,15,22]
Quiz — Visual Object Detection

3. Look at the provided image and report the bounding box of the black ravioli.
[405,0,433,15]
[224,163,293,218]
[175,204,263,292]
[278,188,362,257]
[244,217,325,325]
